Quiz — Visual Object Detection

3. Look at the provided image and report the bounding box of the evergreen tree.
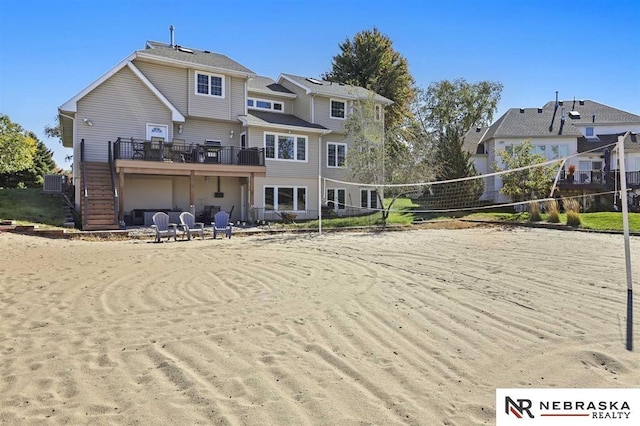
[323,27,415,157]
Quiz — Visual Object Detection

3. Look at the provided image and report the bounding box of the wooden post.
[118,170,125,222]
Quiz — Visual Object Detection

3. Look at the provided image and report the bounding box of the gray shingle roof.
[244,110,328,131]
[577,132,640,153]
[482,100,640,141]
[463,127,488,154]
[143,41,255,75]
[280,74,393,104]
[248,76,294,95]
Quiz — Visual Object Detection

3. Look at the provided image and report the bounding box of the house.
[58,37,391,230]
[466,96,640,210]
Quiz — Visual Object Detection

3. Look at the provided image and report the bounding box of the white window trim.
[361,188,378,209]
[326,188,346,210]
[330,98,346,120]
[248,97,284,113]
[264,185,307,211]
[146,123,169,141]
[375,104,382,121]
[195,71,225,98]
[264,131,308,162]
[327,142,347,168]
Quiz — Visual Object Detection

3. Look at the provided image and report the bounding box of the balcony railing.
[558,169,640,187]
[113,137,265,166]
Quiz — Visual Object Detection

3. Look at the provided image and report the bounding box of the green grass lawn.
[0,188,67,228]
[2,190,638,234]
[465,211,640,233]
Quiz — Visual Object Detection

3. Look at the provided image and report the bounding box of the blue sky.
[1,0,639,169]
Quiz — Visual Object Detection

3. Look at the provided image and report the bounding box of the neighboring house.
[58,39,391,230]
[465,98,640,210]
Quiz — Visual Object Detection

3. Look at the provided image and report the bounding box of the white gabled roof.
[59,53,185,122]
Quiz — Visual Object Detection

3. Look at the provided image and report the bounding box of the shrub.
[563,198,581,227]
[545,199,560,223]
[528,202,541,222]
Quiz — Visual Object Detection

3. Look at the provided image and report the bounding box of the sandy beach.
[1,226,638,425]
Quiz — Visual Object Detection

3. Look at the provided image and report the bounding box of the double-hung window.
[264,186,306,211]
[330,99,346,119]
[264,132,307,161]
[361,189,378,209]
[327,188,346,210]
[327,142,347,168]
[196,72,224,97]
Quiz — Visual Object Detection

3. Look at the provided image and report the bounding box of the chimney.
[572,95,576,111]
[561,107,566,122]
[555,91,559,108]
[169,25,175,48]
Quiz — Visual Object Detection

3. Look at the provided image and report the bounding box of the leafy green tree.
[412,79,502,206]
[323,27,415,157]
[344,96,430,227]
[494,139,557,202]
[0,114,37,175]
[0,132,57,187]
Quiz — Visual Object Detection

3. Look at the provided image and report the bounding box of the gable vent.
[568,111,581,119]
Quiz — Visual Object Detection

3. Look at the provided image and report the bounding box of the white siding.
[176,118,242,148]
[134,60,188,114]
[314,96,348,132]
[278,80,312,122]
[76,66,173,163]
[189,71,245,121]
[249,127,319,179]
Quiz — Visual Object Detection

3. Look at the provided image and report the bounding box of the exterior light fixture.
[83,118,93,126]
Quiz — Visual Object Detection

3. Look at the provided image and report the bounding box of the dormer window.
[195,71,224,98]
[330,99,346,119]
[248,98,283,112]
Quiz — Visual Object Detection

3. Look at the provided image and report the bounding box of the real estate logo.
[496,389,639,425]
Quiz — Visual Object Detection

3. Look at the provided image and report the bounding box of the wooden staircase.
[81,161,119,230]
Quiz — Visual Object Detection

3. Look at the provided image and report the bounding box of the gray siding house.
[59,39,391,230]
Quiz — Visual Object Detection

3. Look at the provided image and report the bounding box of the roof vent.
[519,108,525,113]
[537,108,543,113]
[305,77,323,85]
[204,50,211,53]
[177,46,194,54]
[579,100,585,106]
[592,114,596,123]
[568,111,581,119]
[169,25,175,48]
[558,101,564,106]
[475,127,482,132]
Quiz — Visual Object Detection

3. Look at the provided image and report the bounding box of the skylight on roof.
[306,77,323,85]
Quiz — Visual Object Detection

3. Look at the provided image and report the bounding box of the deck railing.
[114,138,265,166]
[559,169,640,187]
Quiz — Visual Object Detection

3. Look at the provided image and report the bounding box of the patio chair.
[151,212,178,242]
[212,210,233,239]
[179,212,205,240]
